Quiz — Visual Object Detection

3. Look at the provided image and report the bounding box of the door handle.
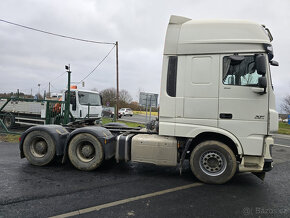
[220,113,232,119]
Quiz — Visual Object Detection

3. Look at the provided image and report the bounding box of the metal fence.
[45,100,68,125]
[0,97,72,134]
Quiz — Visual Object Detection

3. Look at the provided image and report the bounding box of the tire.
[130,115,133,117]
[190,140,237,184]
[3,113,15,129]
[23,131,56,166]
[68,133,104,171]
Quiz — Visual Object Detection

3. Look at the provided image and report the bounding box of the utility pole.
[115,41,119,121]
[48,82,51,98]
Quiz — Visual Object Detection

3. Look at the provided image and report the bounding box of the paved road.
[119,114,157,124]
[0,136,289,218]
[273,134,290,146]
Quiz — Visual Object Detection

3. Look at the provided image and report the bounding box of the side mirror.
[265,45,274,60]
[252,77,267,95]
[100,95,103,106]
[270,60,279,66]
[255,54,267,75]
[258,77,267,89]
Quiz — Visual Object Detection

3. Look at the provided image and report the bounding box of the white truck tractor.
[19,15,279,184]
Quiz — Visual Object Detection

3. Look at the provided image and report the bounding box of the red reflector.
[19,137,21,142]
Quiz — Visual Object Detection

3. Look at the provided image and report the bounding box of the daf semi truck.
[19,15,279,184]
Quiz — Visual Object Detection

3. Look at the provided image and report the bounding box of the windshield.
[78,91,101,106]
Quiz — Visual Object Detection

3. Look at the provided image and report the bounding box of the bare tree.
[100,88,132,108]
[119,89,132,104]
[281,95,290,114]
[100,88,116,107]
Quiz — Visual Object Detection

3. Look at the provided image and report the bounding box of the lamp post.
[64,65,71,124]
[38,84,40,99]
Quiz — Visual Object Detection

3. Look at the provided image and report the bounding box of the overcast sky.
[0,0,289,110]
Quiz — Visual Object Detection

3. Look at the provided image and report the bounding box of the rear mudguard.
[19,125,70,158]
[62,126,116,163]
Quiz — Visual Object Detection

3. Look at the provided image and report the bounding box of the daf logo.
[255,115,265,119]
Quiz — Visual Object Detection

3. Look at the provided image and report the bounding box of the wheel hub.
[76,142,95,162]
[4,117,11,127]
[81,145,94,158]
[200,151,227,176]
[35,141,47,154]
[30,139,48,158]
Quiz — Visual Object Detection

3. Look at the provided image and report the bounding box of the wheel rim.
[199,150,227,176]
[30,137,48,158]
[76,141,96,162]
[4,117,12,127]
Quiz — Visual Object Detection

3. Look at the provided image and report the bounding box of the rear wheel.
[190,140,236,184]
[68,133,104,171]
[3,113,15,129]
[23,131,56,166]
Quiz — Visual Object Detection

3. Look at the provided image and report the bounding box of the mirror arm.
[252,87,266,95]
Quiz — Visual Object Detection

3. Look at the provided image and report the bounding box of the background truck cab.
[63,87,102,120]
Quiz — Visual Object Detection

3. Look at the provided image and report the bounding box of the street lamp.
[64,65,71,124]
[38,84,40,99]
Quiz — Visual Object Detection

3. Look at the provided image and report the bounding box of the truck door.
[69,91,79,118]
[218,54,268,156]
[174,55,219,136]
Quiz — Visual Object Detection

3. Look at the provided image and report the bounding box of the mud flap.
[252,172,266,181]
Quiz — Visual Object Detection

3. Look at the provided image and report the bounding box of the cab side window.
[223,56,262,87]
[167,56,178,97]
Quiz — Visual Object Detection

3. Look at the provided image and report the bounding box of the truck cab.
[159,16,278,175]
[63,88,102,119]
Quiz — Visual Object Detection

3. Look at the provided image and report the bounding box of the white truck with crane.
[0,86,102,128]
[19,15,279,184]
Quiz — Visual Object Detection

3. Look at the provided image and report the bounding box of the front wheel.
[190,140,236,184]
[68,133,104,171]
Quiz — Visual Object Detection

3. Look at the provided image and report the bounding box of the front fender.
[19,125,70,158]
[62,126,116,163]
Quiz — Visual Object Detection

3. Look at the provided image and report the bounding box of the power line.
[39,71,67,91]
[78,45,116,83]
[49,71,67,83]
[0,18,118,93]
[0,18,115,45]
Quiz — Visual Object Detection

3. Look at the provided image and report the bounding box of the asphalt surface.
[119,114,157,124]
[0,135,289,218]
